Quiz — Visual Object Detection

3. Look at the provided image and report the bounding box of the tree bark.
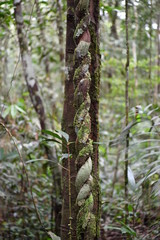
[14,0,46,131]
[154,14,160,102]
[61,0,101,239]
[110,0,119,39]
[56,0,65,84]
[35,0,50,78]
[61,0,77,239]
[125,0,129,225]
[132,2,138,89]
[89,1,101,238]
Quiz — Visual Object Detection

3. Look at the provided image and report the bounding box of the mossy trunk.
[89,1,101,238]
[74,0,101,239]
[61,1,77,239]
[61,0,100,239]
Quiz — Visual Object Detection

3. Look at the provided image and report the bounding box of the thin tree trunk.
[125,0,129,225]
[1,34,12,102]
[132,2,138,89]
[14,1,61,236]
[35,0,50,78]
[56,0,65,84]
[110,0,119,39]
[61,0,77,239]
[111,145,121,198]
[89,1,101,238]
[56,0,64,63]
[149,0,153,102]
[35,1,62,234]
[154,14,160,102]
[14,0,46,131]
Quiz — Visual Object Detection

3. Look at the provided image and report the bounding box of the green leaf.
[119,221,136,237]
[26,158,56,164]
[15,105,26,114]
[41,137,62,145]
[11,105,17,118]
[0,1,12,6]
[2,106,10,118]
[0,148,4,161]
[0,190,6,198]
[47,231,61,240]
[42,129,62,141]
[106,225,121,231]
[56,130,69,142]
[60,153,72,161]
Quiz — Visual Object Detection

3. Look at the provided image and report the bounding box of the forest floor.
[101,219,160,239]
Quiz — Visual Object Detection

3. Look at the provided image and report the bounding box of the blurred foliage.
[0,0,160,239]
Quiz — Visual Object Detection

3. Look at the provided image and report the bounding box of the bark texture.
[56,0,65,84]
[14,0,46,130]
[110,0,119,39]
[61,0,77,239]
[35,0,50,77]
[73,2,95,238]
[62,0,100,239]
[74,0,101,239]
[89,1,101,238]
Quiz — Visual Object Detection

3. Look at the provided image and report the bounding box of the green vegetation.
[0,0,160,239]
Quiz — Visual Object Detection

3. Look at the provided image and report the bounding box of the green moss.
[73,53,91,83]
[76,194,95,240]
[90,173,101,238]
[74,86,84,108]
[77,114,90,143]
[74,15,90,42]
[74,66,81,84]
[79,139,93,157]
[87,213,96,239]
[74,94,91,129]
[76,0,90,14]
[72,10,100,239]
[74,103,88,129]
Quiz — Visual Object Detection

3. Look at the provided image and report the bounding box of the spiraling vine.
[73,0,96,238]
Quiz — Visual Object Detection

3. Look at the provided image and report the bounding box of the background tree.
[0,0,160,239]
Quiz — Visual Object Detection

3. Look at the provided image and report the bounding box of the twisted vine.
[73,0,96,238]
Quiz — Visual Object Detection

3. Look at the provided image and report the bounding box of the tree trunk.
[35,0,50,78]
[61,0,101,239]
[154,13,160,102]
[110,0,119,39]
[56,0,65,84]
[132,2,138,89]
[124,0,129,225]
[14,0,46,131]
[89,1,101,238]
[148,0,153,102]
[14,1,61,236]
[61,0,77,239]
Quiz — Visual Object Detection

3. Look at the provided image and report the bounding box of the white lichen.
[76,28,84,38]
[75,41,90,58]
[23,54,35,81]
[28,78,36,87]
